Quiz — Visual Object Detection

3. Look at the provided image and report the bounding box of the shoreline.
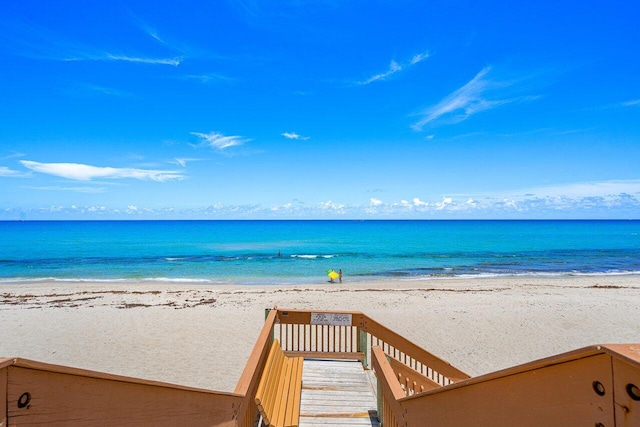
[2,271,640,286]
[1,275,639,392]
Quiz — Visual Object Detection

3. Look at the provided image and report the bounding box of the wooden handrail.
[388,356,441,395]
[233,308,278,426]
[360,315,469,382]
[372,346,407,427]
[234,309,278,395]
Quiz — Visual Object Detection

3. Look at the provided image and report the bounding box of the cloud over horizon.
[4,186,638,220]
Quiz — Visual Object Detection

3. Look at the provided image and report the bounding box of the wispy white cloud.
[512,179,640,200]
[1,151,26,161]
[411,66,538,130]
[281,132,310,140]
[361,60,402,85]
[190,132,250,150]
[181,73,233,84]
[172,157,205,167]
[63,82,134,97]
[0,166,22,177]
[4,19,182,66]
[24,185,108,193]
[131,16,168,47]
[622,99,640,107]
[359,50,429,85]
[99,54,181,66]
[410,51,429,65]
[20,160,185,182]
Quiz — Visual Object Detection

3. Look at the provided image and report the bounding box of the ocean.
[1,220,639,285]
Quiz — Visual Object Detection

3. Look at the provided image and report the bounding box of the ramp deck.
[299,359,380,427]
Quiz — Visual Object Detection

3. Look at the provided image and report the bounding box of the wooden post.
[265,308,274,345]
[377,371,383,424]
[359,328,368,368]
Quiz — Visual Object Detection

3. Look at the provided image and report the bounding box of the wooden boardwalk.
[299,359,380,427]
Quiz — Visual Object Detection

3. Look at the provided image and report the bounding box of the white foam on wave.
[394,270,640,281]
[141,277,213,283]
[291,254,336,259]
[0,277,215,284]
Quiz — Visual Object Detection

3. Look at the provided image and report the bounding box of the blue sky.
[1,0,639,219]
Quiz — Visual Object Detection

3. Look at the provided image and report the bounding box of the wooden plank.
[284,352,365,361]
[274,309,364,327]
[255,340,280,408]
[6,366,240,426]
[273,356,293,426]
[286,357,303,427]
[299,417,380,426]
[276,358,293,427]
[301,393,374,404]
[284,359,296,426]
[264,343,285,426]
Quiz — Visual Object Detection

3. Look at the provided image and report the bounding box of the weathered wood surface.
[299,359,380,427]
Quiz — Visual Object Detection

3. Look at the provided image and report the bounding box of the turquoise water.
[1,220,639,285]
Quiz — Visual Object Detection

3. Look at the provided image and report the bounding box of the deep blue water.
[0,220,639,285]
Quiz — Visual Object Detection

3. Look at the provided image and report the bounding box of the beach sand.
[1,276,639,392]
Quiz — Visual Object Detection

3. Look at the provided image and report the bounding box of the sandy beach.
[1,275,639,392]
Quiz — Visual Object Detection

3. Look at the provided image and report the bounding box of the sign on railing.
[310,312,352,326]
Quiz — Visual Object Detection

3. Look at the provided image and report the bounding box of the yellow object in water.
[327,270,339,280]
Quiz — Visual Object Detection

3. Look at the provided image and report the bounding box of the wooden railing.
[371,346,407,427]
[372,343,640,426]
[357,313,469,386]
[232,307,469,426]
[7,308,635,426]
[233,309,278,427]
[0,357,242,426]
[270,308,469,385]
